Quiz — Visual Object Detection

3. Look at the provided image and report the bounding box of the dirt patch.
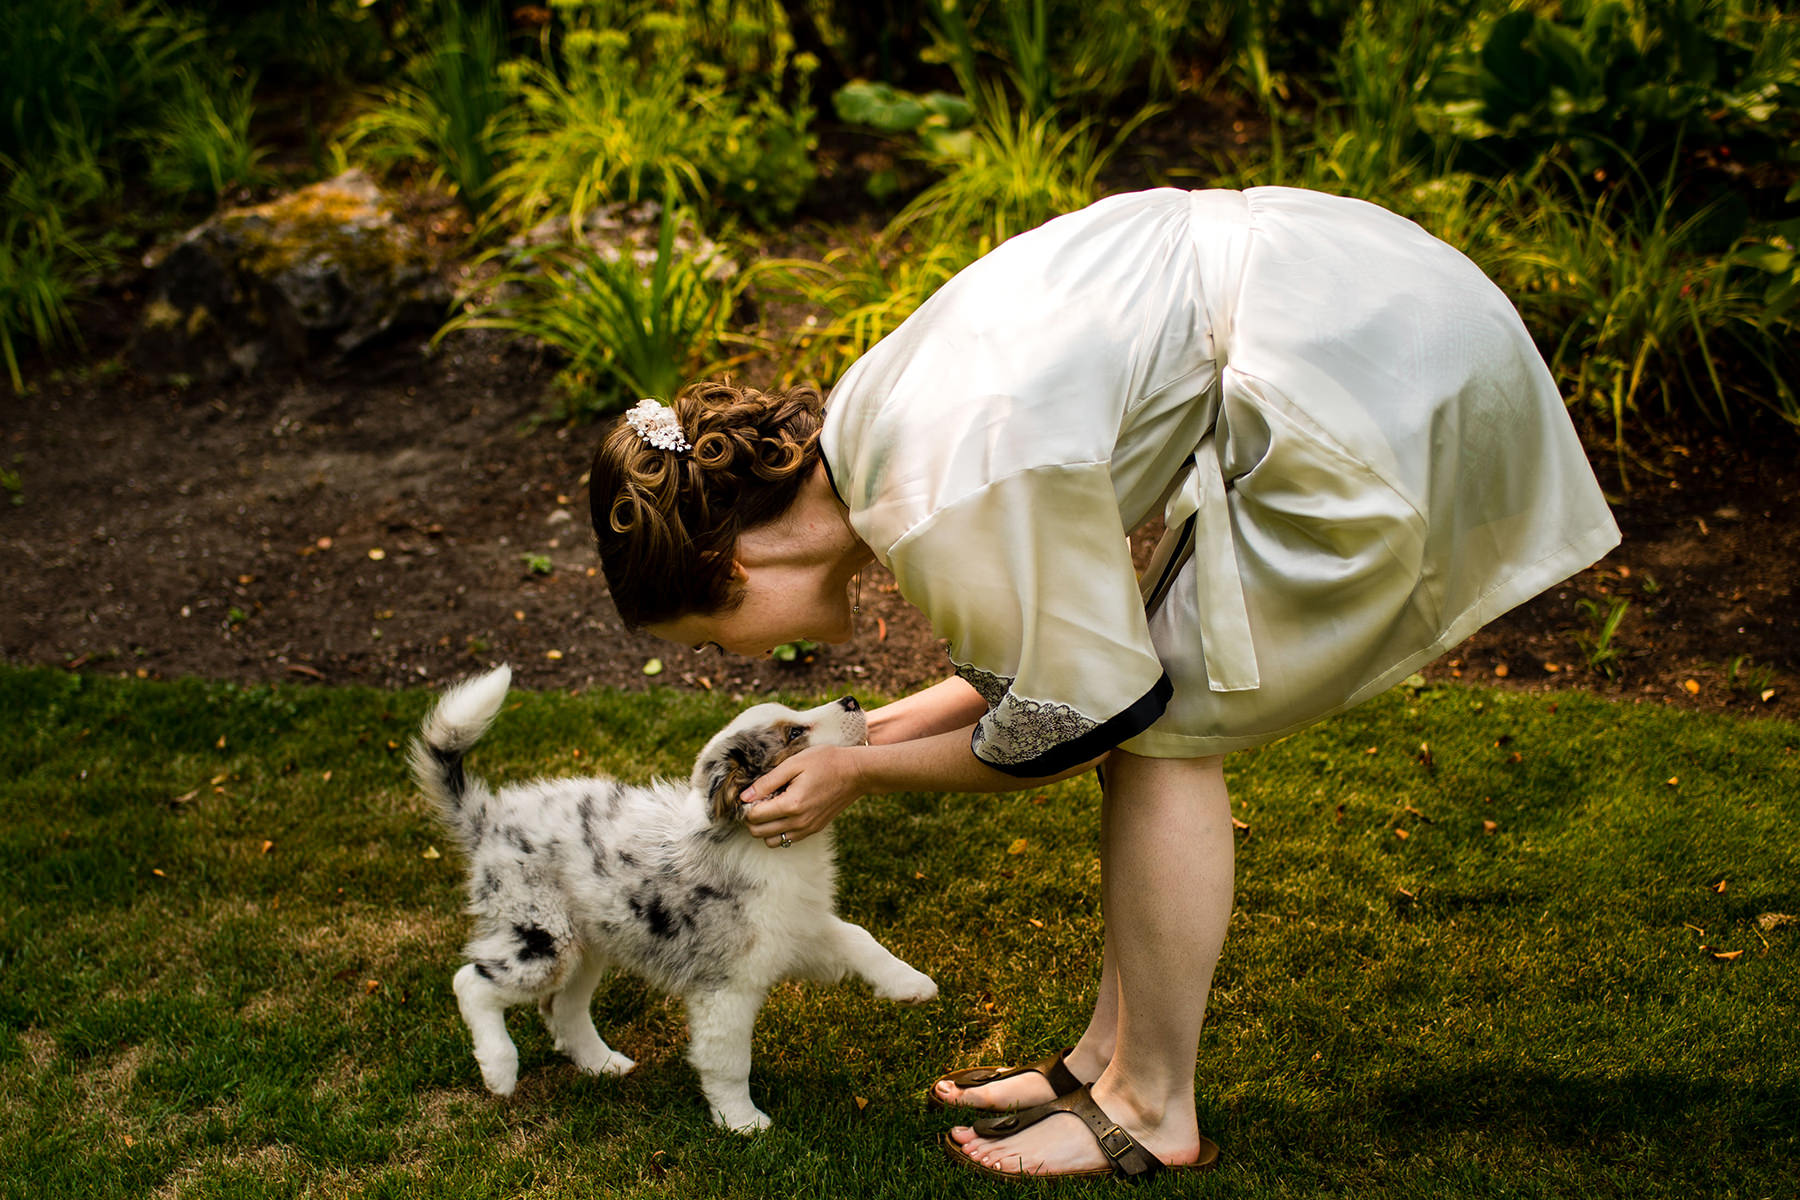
[3,290,1794,723]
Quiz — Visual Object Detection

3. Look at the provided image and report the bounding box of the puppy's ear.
[703,747,754,823]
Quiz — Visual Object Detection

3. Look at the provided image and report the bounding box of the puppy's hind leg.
[685,986,772,1132]
[826,919,938,1004]
[539,949,636,1078]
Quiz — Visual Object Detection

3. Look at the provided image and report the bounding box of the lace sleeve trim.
[953,661,1172,778]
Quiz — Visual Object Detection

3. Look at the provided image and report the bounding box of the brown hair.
[588,380,825,628]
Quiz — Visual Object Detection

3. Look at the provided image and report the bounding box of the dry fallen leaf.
[1482,819,1499,835]
[260,840,274,855]
[1007,838,1028,855]
[316,536,332,550]
[1711,879,1728,894]
[367,548,386,561]
[1711,949,1744,961]
[152,868,167,878]
[854,1096,869,1111]
[1027,918,1044,929]
[1394,828,1410,841]
[1762,688,1777,703]
[1666,776,1680,787]
[364,979,381,994]
[1683,679,1700,695]
[876,616,888,641]
[321,770,333,782]
[422,845,441,860]
[1231,817,1250,832]
[1493,663,1510,678]
[642,658,664,676]
[545,649,564,660]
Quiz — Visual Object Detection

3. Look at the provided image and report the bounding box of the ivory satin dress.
[820,187,1620,775]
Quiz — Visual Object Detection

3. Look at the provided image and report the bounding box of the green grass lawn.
[1,666,1794,1199]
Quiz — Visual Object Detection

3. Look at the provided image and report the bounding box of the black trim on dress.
[1140,515,1196,616]
[977,672,1174,778]
[819,444,846,507]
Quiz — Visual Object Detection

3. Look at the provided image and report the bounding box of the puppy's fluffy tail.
[409,665,511,851]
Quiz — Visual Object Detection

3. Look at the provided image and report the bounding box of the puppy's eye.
[783,725,806,744]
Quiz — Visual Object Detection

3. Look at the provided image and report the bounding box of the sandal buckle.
[1097,1124,1133,1160]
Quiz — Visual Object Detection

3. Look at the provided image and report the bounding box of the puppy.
[408,665,938,1132]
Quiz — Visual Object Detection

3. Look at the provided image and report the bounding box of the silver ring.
[778,833,792,848]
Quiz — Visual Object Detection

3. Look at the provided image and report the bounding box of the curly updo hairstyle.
[589,380,826,628]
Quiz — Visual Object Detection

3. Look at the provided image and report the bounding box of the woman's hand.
[740,744,868,847]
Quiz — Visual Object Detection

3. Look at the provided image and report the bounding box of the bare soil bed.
[3,292,1795,723]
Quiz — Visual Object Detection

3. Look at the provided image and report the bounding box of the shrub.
[0,202,88,394]
[143,66,267,203]
[763,232,976,387]
[488,17,815,232]
[337,0,512,213]
[1499,166,1784,448]
[438,205,750,417]
[893,83,1156,249]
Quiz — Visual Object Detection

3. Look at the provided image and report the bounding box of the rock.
[130,171,451,381]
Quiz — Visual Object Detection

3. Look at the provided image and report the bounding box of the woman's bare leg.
[949,751,1234,1174]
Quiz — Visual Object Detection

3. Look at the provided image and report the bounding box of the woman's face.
[646,561,856,658]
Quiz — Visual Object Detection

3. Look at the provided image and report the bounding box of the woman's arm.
[864,674,989,745]
[740,722,1102,845]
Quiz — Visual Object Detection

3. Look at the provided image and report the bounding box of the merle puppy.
[408,665,938,1132]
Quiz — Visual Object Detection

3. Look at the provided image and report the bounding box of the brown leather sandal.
[940,1084,1221,1181]
[926,1047,1084,1111]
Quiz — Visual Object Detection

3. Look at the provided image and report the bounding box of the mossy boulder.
[130,171,451,381]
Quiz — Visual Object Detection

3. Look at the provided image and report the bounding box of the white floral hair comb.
[624,398,691,452]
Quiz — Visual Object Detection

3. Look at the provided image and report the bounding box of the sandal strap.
[942,1047,1081,1096]
[971,1085,1164,1179]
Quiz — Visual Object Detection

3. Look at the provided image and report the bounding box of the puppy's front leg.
[685,986,771,1132]
[454,963,522,1095]
[828,919,938,1003]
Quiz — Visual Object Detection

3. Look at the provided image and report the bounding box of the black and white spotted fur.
[408,665,937,1131]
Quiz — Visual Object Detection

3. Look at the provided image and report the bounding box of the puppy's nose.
[837,696,860,712]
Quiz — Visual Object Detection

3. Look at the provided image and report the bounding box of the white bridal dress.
[821,187,1620,775]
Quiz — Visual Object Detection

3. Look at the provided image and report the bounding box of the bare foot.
[946,1083,1203,1177]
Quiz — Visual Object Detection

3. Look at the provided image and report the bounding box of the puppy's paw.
[476,1050,520,1097]
[711,1104,773,1134]
[573,1048,636,1078]
[874,967,939,1005]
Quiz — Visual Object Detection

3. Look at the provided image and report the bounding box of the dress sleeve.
[886,462,1171,777]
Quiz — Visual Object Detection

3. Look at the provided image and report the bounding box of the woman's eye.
[784,725,806,743]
